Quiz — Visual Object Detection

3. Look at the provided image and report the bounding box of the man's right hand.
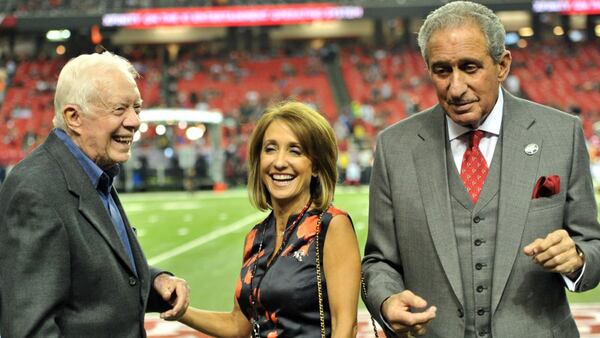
[381,290,437,336]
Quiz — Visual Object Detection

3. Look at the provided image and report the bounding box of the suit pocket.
[523,202,565,241]
[529,194,563,212]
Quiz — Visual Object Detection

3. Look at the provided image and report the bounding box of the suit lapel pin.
[524,143,539,156]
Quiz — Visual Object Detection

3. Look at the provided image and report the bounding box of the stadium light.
[185,126,205,141]
[596,24,600,37]
[505,32,519,45]
[139,122,149,133]
[46,29,71,42]
[139,108,223,124]
[155,124,166,136]
[553,26,565,36]
[55,45,66,55]
[518,27,534,37]
[568,30,584,42]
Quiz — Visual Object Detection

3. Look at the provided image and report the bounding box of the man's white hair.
[52,51,139,130]
[417,1,507,65]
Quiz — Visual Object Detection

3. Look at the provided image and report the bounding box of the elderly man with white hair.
[0,52,189,338]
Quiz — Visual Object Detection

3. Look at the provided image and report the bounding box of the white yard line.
[121,186,369,203]
[121,190,251,202]
[147,212,265,265]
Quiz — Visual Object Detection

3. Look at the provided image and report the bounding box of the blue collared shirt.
[54,128,137,275]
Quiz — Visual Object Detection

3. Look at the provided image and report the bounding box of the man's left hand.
[153,273,190,320]
[523,229,584,278]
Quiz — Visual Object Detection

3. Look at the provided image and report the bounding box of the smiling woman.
[178,101,362,338]
[247,102,338,214]
[259,119,314,212]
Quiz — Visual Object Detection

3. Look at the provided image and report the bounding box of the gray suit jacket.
[0,132,170,338]
[362,90,600,337]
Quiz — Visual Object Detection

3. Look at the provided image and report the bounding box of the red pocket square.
[532,175,560,199]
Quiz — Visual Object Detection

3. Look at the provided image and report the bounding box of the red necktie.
[460,130,488,204]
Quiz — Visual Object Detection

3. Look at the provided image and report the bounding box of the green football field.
[121,187,600,311]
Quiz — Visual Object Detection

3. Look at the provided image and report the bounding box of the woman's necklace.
[248,199,312,338]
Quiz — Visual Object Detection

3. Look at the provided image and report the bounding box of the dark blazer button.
[474,239,483,246]
[475,263,483,270]
[477,285,484,293]
[473,216,481,223]
[477,308,485,316]
[457,308,464,318]
[129,277,137,286]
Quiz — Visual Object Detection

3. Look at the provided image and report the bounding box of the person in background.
[362,2,600,337]
[0,52,189,337]
[0,165,5,185]
[179,101,361,337]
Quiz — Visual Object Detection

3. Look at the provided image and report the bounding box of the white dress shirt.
[446,88,503,171]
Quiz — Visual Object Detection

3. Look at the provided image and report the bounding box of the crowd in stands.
[0,0,336,15]
[6,0,491,14]
[0,40,599,190]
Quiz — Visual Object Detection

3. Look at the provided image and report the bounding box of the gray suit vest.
[446,132,502,338]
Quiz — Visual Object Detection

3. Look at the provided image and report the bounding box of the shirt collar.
[53,128,120,196]
[447,87,504,141]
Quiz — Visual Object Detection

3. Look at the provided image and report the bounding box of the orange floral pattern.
[243,228,258,262]
[236,206,350,337]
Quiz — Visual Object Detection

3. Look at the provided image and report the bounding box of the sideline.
[147,212,265,265]
[146,306,600,337]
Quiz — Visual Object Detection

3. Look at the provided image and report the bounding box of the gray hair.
[53,51,139,130]
[417,1,506,64]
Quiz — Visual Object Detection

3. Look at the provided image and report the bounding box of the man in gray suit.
[362,2,600,337]
[0,52,189,337]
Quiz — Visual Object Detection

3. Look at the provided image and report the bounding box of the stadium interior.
[0,0,599,192]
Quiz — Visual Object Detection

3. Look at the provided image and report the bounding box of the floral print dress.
[236,206,350,338]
